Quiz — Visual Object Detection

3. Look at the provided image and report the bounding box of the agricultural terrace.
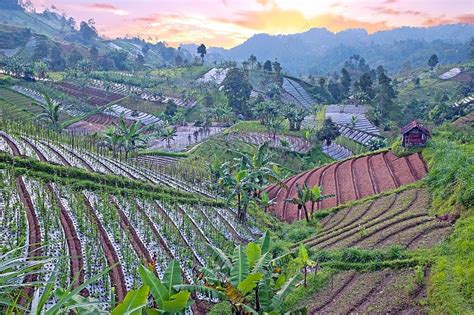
[265,150,427,222]
[0,129,259,306]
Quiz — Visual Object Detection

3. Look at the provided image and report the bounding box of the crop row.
[266,151,428,222]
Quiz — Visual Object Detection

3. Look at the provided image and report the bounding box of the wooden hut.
[401,120,431,147]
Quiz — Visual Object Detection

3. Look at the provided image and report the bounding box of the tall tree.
[340,68,351,98]
[248,54,257,69]
[222,68,252,118]
[197,44,207,64]
[89,45,99,63]
[263,60,272,72]
[318,77,326,89]
[375,71,397,120]
[79,20,98,41]
[428,54,439,69]
[317,118,340,146]
[282,104,307,131]
[356,72,374,99]
[328,81,342,103]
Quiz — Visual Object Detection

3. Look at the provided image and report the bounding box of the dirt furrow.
[319,164,338,209]
[311,191,419,249]
[83,195,127,302]
[352,155,376,198]
[16,176,42,307]
[46,183,87,295]
[347,271,396,313]
[111,197,152,264]
[335,159,357,204]
[308,272,358,313]
[405,223,452,249]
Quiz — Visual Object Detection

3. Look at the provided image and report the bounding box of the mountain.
[0,5,187,69]
[202,25,474,75]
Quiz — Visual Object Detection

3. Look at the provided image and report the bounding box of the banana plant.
[178,232,301,314]
[285,183,311,222]
[112,260,193,315]
[2,253,112,315]
[293,244,316,287]
[308,186,335,215]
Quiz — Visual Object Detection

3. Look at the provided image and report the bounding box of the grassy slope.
[182,136,332,176]
[395,66,468,107]
[422,123,474,313]
[0,10,66,39]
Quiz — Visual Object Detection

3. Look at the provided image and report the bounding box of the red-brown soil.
[265,151,427,223]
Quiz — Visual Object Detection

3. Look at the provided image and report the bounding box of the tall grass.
[423,124,474,313]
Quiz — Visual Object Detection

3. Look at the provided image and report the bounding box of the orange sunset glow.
[28,0,474,48]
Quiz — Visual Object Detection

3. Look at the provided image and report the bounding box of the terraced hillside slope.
[0,130,259,306]
[301,269,429,314]
[265,151,427,222]
[297,187,451,251]
[287,186,453,313]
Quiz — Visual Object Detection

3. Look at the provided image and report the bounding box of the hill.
[203,25,473,75]
[265,151,427,222]
[0,7,188,68]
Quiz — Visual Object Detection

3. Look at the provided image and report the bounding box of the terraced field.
[289,186,452,314]
[303,269,428,314]
[265,151,427,222]
[0,130,259,307]
[0,88,42,120]
[297,188,451,251]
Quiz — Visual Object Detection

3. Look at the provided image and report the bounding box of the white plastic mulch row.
[322,142,353,160]
[282,78,314,109]
[337,125,380,145]
[85,192,138,291]
[105,104,161,126]
[56,185,109,303]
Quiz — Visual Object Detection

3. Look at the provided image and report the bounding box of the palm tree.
[216,143,283,223]
[101,126,123,158]
[34,93,62,132]
[350,115,358,129]
[33,61,48,80]
[286,183,311,222]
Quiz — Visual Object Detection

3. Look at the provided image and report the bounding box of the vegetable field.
[0,130,258,308]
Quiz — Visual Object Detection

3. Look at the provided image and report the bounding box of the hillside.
[265,151,427,222]
[0,128,258,305]
[203,25,473,75]
[0,7,186,67]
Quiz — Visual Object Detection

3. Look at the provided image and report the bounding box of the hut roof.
[401,120,431,136]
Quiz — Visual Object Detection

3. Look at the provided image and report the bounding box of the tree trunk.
[303,204,310,222]
[255,286,260,311]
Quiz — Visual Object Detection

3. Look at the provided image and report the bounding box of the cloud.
[422,14,474,26]
[83,3,128,16]
[219,6,390,34]
[371,6,423,16]
[456,14,474,24]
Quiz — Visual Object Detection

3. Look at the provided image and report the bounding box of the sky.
[29,0,474,48]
